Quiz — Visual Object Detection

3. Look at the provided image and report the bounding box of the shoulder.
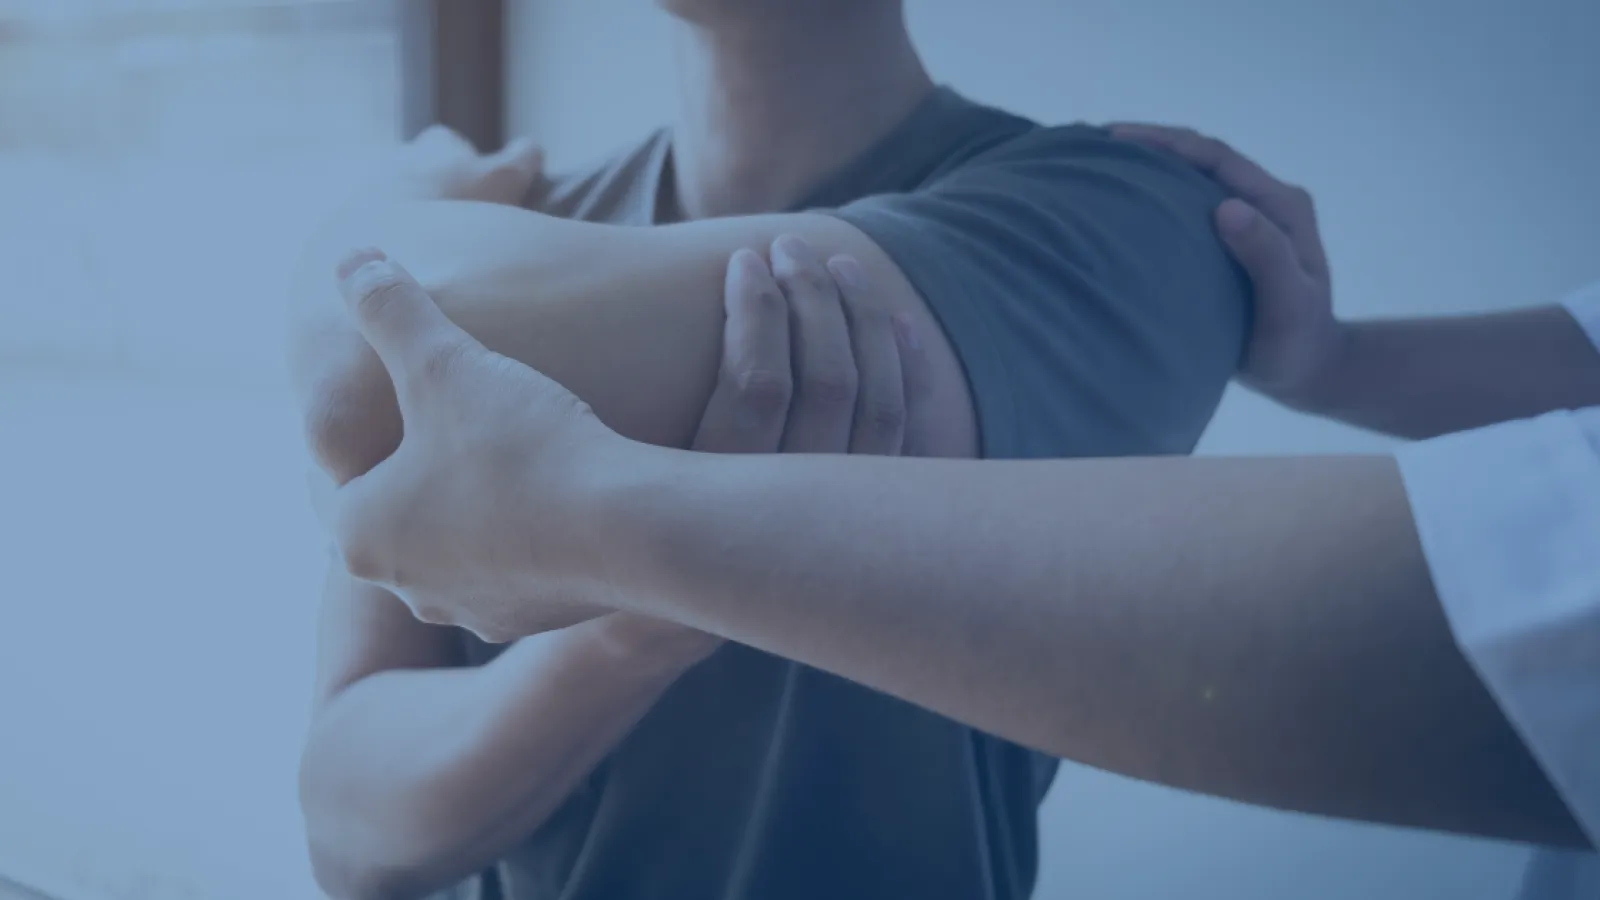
[940,121,1233,218]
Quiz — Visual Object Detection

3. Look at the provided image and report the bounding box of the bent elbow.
[307,841,428,900]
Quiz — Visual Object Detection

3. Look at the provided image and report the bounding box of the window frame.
[397,0,506,152]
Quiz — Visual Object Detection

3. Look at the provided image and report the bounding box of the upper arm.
[312,555,464,711]
[821,127,1251,459]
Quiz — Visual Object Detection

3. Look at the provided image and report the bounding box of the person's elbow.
[297,731,480,900]
[306,842,427,900]
[299,782,472,900]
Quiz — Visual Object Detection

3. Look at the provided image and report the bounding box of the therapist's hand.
[295,128,545,486]
[596,238,925,657]
[319,248,640,642]
[1111,123,1343,407]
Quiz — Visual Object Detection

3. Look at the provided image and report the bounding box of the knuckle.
[1286,184,1316,211]
[798,367,859,409]
[775,258,833,295]
[728,367,794,416]
[741,285,787,319]
[338,539,386,585]
[304,382,399,480]
[845,296,892,331]
[305,391,364,474]
[419,340,470,384]
[861,397,907,435]
[413,604,447,627]
[353,273,411,322]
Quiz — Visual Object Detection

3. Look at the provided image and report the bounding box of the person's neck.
[668,7,934,221]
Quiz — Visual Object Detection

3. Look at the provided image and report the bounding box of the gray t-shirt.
[454,87,1250,900]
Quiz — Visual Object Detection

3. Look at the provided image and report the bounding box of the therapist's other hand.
[597,237,924,657]
[1111,123,1343,407]
[321,238,924,643]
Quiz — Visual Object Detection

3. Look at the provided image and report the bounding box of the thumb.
[336,248,476,402]
[1214,199,1304,301]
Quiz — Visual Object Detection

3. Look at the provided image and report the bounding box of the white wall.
[505,1,1600,898]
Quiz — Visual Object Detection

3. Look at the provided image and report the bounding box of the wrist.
[1255,319,1355,415]
[582,441,704,607]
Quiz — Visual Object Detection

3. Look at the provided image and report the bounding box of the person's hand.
[318,237,924,643]
[1110,123,1344,406]
[597,235,928,658]
[390,125,545,205]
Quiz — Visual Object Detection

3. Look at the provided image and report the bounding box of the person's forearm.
[1294,307,1600,439]
[300,616,708,900]
[606,449,1585,847]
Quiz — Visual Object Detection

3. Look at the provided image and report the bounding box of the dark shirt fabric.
[446,86,1250,900]
[1519,849,1600,900]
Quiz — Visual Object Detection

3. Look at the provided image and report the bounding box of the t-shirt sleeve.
[827,127,1251,459]
[1396,408,1600,846]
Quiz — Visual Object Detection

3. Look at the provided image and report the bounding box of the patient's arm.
[289,200,978,482]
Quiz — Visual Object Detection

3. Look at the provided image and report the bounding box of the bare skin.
[294,5,952,897]
[308,123,1597,851]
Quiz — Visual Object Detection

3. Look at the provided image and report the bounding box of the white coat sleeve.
[1397,281,1600,843]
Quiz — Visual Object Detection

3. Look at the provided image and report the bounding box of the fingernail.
[731,247,768,278]
[1216,200,1258,237]
[827,256,866,292]
[340,257,408,301]
[337,248,387,280]
[892,313,921,352]
[771,234,811,266]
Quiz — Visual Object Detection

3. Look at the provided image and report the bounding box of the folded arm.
[298,580,718,900]
[293,129,1255,895]
[295,213,931,900]
[289,199,978,480]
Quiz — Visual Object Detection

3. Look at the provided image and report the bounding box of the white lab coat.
[1397,281,1600,845]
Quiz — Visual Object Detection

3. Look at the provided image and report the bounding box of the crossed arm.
[290,199,974,900]
[290,199,977,478]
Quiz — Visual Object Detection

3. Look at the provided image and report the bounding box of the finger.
[1112,124,1282,210]
[326,467,396,589]
[1111,123,1327,278]
[890,313,935,455]
[692,249,793,453]
[770,235,858,454]
[336,248,477,406]
[828,256,906,457]
[1214,199,1309,306]
[483,136,546,204]
[489,136,545,183]
[411,124,476,161]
